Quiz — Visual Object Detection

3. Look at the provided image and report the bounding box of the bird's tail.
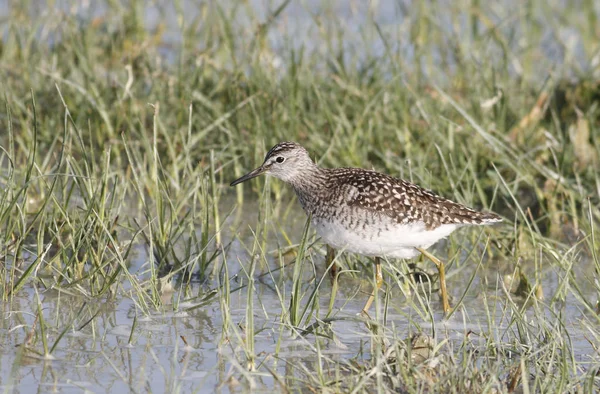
[478,211,503,225]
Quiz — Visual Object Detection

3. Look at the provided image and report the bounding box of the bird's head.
[230,142,315,186]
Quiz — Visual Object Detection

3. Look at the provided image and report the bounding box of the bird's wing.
[333,168,498,230]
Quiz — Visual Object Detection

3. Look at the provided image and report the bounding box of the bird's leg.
[362,257,383,315]
[416,247,451,314]
[326,245,338,280]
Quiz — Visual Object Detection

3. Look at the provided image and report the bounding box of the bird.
[230,142,502,314]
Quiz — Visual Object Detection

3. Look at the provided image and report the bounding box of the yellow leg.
[362,257,383,315]
[326,245,338,279]
[416,247,451,314]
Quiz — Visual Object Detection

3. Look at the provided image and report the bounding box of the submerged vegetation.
[1,0,599,392]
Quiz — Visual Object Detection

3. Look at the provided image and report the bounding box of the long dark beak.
[230,166,266,186]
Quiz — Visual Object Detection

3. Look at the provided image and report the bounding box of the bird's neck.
[288,166,330,193]
[287,167,330,216]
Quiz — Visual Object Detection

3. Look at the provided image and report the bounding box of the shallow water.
[1,193,598,392]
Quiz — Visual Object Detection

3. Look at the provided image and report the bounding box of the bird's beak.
[230,166,266,186]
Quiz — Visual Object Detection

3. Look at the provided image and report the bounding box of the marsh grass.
[1,0,600,392]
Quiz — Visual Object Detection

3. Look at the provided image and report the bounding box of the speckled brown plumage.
[329,169,500,230]
[278,157,500,230]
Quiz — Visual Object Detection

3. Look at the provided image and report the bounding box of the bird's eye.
[275,156,285,163]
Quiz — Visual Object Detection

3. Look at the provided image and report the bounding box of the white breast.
[313,217,460,259]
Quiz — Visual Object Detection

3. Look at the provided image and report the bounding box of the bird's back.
[316,167,501,230]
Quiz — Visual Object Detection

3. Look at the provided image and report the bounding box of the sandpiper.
[231,142,502,314]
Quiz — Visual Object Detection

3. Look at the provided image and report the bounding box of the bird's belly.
[313,218,460,259]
